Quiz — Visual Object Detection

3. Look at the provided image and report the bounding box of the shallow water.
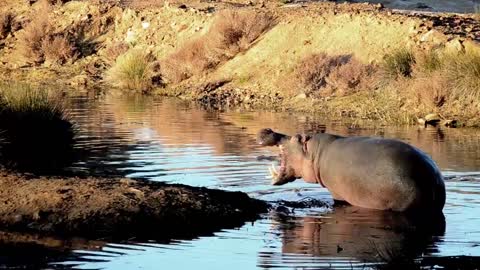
[2,94,480,269]
[352,0,480,13]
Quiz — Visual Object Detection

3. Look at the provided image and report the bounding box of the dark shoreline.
[0,170,268,241]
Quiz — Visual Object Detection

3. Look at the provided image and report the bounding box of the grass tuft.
[382,49,415,78]
[0,83,75,173]
[106,49,156,92]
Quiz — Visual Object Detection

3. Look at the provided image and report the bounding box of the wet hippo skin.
[257,128,446,212]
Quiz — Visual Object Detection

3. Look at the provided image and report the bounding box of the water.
[2,94,480,269]
[352,0,480,13]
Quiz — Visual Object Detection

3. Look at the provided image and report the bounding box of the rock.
[417,118,426,127]
[295,93,307,99]
[442,119,458,128]
[445,38,465,53]
[425,113,440,122]
[415,3,431,9]
[70,75,89,87]
[420,30,448,45]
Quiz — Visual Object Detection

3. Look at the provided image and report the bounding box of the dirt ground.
[0,170,267,240]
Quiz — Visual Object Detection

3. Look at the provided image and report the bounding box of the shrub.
[0,83,75,173]
[17,2,92,65]
[104,41,131,64]
[294,53,350,93]
[324,57,377,96]
[293,53,376,96]
[0,12,14,40]
[408,72,449,110]
[162,10,275,83]
[106,49,156,92]
[382,49,415,77]
[41,34,78,65]
[17,12,51,63]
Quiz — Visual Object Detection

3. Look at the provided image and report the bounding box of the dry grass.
[294,53,349,93]
[41,35,79,65]
[325,58,377,96]
[106,48,156,92]
[382,48,415,78]
[162,10,275,83]
[104,42,131,64]
[293,53,377,97]
[441,50,480,101]
[16,1,99,65]
[17,7,51,64]
[407,72,449,111]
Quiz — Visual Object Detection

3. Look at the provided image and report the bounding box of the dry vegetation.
[293,53,377,97]
[16,0,105,65]
[303,48,480,125]
[17,3,78,65]
[162,10,275,83]
[106,48,156,92]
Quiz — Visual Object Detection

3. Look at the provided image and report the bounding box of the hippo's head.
[257,129,313,185]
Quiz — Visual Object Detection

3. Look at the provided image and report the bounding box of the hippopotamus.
[257,128,446,212]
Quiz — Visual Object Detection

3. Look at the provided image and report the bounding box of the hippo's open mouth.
[268,145,287,181]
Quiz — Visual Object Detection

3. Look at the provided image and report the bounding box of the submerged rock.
[0,171,268,240]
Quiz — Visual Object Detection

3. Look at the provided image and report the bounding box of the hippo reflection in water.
[257,129,446,212]
[258,206,445,267]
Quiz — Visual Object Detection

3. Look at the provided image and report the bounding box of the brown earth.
[0,0,480,125]
[0,170,268,240]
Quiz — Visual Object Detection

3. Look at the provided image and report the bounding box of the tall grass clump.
[382,49,415,78]
[106,49,155,92]
[0,83,75,173]
[442,50,480,100]
[162,10,275,83]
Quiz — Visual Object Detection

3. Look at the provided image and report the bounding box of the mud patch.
[0,170,267,240]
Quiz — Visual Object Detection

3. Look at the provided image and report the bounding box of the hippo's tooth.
[268,166,278,179]
[271,163,278,174]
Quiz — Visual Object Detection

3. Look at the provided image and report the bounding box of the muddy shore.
[0,170,268,240]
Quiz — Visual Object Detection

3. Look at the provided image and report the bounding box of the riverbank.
[1,0,479,126]
[0,170,267,240]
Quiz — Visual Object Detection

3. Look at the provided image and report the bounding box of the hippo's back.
[319,136,445,212]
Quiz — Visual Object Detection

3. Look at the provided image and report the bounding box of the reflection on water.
[2,94,480,269]
[260,207,445,268]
